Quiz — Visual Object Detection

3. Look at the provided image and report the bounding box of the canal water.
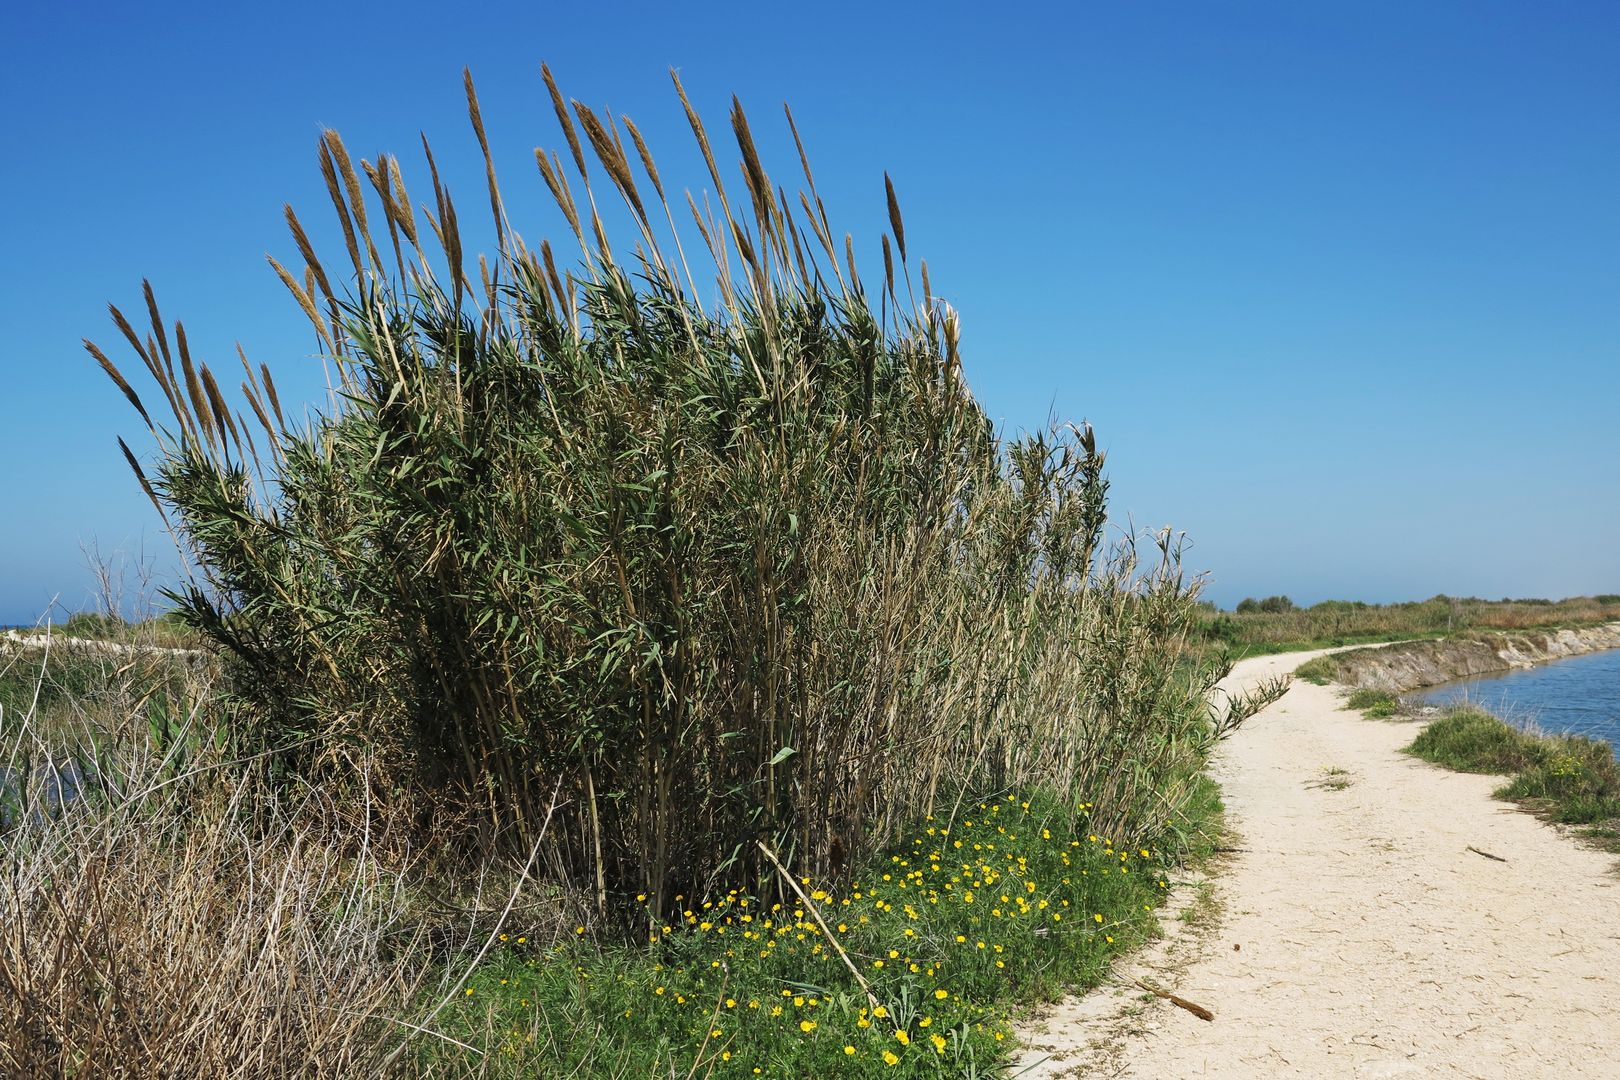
[1416,646,1620,750]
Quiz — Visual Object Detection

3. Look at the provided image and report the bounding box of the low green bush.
[1500,738,1620,825]
[1405,708,1540,774]
[1345,688,1399,718]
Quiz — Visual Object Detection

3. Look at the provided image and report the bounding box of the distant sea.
[1416,647,1620,752]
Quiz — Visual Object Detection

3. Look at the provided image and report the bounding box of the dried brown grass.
[0,653,431,1078]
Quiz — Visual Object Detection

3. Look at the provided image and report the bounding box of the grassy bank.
[1201,594,1620,656]
[1405,708,1620,850]
[1304,658,1620,851]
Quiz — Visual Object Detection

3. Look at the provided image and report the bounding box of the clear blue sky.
[2,0,1616,624]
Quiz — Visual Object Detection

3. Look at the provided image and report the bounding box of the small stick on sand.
[1467,845,1507,862]
[1132,977,1215,1022]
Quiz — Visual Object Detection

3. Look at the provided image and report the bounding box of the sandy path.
[1016,649,1620,1079]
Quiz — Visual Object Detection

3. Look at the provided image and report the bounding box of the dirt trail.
[1016,649,1620,1079]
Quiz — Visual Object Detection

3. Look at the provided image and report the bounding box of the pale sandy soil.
[1014,649,1620,1079]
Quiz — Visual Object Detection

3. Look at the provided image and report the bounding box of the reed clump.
[90,67,1237,921]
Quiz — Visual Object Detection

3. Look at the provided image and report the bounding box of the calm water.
[1416,647,1620,750]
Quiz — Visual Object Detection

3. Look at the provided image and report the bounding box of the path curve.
[1016,649,1620,1078]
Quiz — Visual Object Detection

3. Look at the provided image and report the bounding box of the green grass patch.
[1345,688,1400,719]
[418,788,1205,1078]
[1406,708,1540,774]
[1292,656,1339,685]
[1500,742,1620,826]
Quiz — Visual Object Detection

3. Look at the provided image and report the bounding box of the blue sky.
[2,0,1616,623]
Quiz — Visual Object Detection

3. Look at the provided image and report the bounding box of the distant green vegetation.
[1202,594,1620,656]
[1234,595,1295,614]
[5,611,197,650]
[1407,708,1620,849]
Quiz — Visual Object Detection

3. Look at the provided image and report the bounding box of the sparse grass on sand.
[1345,688,1400,719]
[1292,655,1339,685]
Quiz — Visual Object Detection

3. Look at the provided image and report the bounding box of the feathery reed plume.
[267,254,326,335]
[317,137,364,277]
[730,96,774,230]
[462,68,507,253]
[572,101,646,224]
[107,304,155,379]
[389,157,420,250]
[84,340,152,431]
[419,135,465,304]
[783,196,811,286]
[323,129,381,272]
[283,206,333,301]
[142,280,177,386]
[784,103,817,192]
[117,435,165,518]
[621,115,664,201]
[540,62,587,178]
[174,322,214,448]
[884,172,906,263]
[259,363,284,428]
[534,148,584,244]
[671,69,728,209]
[364,155,408,281]
[239,377,278,450]
[881,234,895,302]
[539,239,567,312]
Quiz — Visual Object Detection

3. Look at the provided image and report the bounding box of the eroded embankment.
[1327,622,1620,692]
